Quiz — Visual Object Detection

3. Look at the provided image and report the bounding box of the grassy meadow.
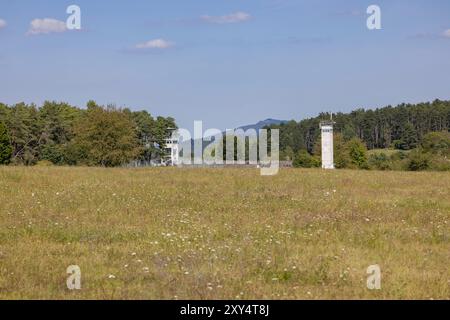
[0,166,448,299]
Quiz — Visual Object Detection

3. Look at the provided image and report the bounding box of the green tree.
[333,133,350,169]
[69,105,141,167]
[6,103,40,165]
[393,123,418,150]
[342,124,357,142]
[0,122,12,164]
[281,146,295,161]
[38,101,80,164]
[130,110,158,162]
[151,116,177,160]
[346,138,369,169]
[152,116,177,147]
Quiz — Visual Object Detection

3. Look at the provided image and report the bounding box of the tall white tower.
[164,129,179,166]
[320,121,335,169]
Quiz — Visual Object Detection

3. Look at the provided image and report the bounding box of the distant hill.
[237,118,288,131]
[236,118,288,132]
[207,118,288,136]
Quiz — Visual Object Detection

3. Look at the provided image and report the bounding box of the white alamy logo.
[367,5,381,30]
[366,264,381,290]
[66,5,81,30]
[66,265,81,290]
[168,121,279,176]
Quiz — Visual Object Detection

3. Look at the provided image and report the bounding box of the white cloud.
[0,19,6,29]
[201,12,251,24]
[135,39,175,49]
[27,18,67,35]
[443,29,450,38]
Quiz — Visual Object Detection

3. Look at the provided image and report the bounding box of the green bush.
[390,150,409,161]
[346,138,369,169]
[293,150,320,168]
[421,131,450,156]
[368,153,392,170]
[407,149,431,171]
[40,143,66,165]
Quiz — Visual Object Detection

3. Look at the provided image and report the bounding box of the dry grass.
[0,166,448,300]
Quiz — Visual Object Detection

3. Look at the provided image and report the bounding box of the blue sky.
[1,0,450,130]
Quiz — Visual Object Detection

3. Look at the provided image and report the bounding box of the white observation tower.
[164,128,179,166]
[320,118,335,170]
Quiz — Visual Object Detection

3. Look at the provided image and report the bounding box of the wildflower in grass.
[108,274,116,279]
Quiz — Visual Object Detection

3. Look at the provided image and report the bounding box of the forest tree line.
[1,99,449,170]
[0,101,176,166]
[268,99,450,171]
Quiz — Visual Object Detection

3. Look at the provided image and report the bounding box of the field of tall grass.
[0,166,448,299]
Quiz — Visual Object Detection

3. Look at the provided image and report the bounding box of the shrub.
[368,153,392,170]
[407,149,431,171]
[390,150,409,161]
[40,143,66,165]
[346,138,369,169]
[293,150,320,168]
[421,131,450,156]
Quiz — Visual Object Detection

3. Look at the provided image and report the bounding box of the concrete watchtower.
[165,128,179,166]
[319,120,335,169]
